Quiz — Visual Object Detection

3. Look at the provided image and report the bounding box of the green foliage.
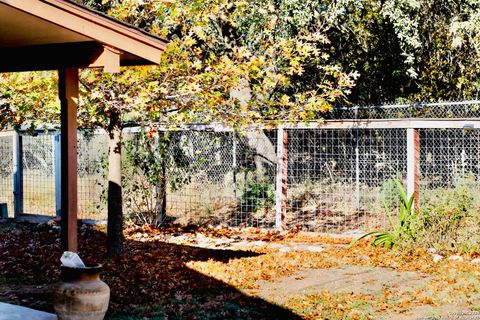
[352,176,480,254]
[5,0,480,122]
[350,179,415,249]
[2,0,359,133]
[74,0,113,13]
[240,181,275,213]
[411,178,480,254]
[325,0,416,103]
[326,0,480,103]
[379,175,402,212]
[0,72,58,131]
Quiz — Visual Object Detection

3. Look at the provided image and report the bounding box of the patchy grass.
[286,291,376,320]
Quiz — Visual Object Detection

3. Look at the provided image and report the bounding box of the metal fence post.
[354,129,360,210]
[275,127,288,231]
[407,128,420,212]
[54,133,62,217]
[354,107,360,210]
[12,132,23,218]
[232,132,237,199]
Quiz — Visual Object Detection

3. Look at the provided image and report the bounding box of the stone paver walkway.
[0,302,56,320]
[256,265,430,301]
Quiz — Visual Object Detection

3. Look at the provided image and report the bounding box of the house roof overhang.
[0,0,167,73]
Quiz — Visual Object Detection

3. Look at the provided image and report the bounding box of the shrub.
[240,181,275,213]
[411,179,480,254]
[379,175,402,212]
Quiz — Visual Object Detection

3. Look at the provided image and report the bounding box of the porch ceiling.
[0,0,167,72]
[0,3,91,48]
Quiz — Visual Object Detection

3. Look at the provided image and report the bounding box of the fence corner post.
[232,131,238,199]
[54,133,62,217]
[275,127,288,231]
[12,132,23,218]
[407,128,420,212]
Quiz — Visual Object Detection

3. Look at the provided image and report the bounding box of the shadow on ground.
[0,221,301,319]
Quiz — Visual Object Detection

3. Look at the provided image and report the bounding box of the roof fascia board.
[0,42,104,72]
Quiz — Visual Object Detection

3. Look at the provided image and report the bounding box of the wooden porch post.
[59,67,79,252]
[407,128,420,212]
[275,127,288,231]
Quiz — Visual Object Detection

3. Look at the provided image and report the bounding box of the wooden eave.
[0,0,167,72]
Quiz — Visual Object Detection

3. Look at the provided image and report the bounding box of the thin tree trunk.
[155,131,167,225]
[107,114,123,257]
[159,162,167,221]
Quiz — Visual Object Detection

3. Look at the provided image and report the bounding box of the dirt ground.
[1,222,480,319]
[1,264,472,319]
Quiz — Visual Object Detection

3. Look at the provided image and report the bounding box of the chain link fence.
[328,100,480,119]
[1,101,480,233]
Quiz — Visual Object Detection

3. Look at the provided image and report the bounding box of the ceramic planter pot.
[53,264,110,320]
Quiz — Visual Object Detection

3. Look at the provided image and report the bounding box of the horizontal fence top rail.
[148,119,480,131]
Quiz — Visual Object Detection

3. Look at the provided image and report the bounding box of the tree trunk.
[155,163,167,225]
[107,114,123,257]
[155,131,167,225]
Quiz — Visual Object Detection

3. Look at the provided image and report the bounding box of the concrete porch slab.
[0,302,57,320]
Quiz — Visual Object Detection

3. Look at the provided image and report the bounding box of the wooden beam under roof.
[0,42,147,73]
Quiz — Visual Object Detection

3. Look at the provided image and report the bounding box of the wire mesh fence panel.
[0,135,14,217]
[286,129,407,233]
[419,128,480,208]
[6,105,480,233]
[22,134,55,215]
[122,131,175,226]
[233,130,277,228]
[164,131,241,226]
[78,133,108,220]
[121,130,277,228]
[287,129,355,232]
[356,129,407,231]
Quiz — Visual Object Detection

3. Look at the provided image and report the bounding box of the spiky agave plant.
[349,179,416,249]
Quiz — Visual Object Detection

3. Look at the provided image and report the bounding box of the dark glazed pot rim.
[60,264,103,281]
[61,263,102,271]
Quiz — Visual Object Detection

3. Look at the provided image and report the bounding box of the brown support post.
[275,127,288,231]
[59,67,79,252]
[407,128,420,212]
[282,130,289,227]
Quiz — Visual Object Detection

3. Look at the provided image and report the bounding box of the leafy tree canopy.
[325,0,480,103]
[3,0,480,130]
[2,0,358,131]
